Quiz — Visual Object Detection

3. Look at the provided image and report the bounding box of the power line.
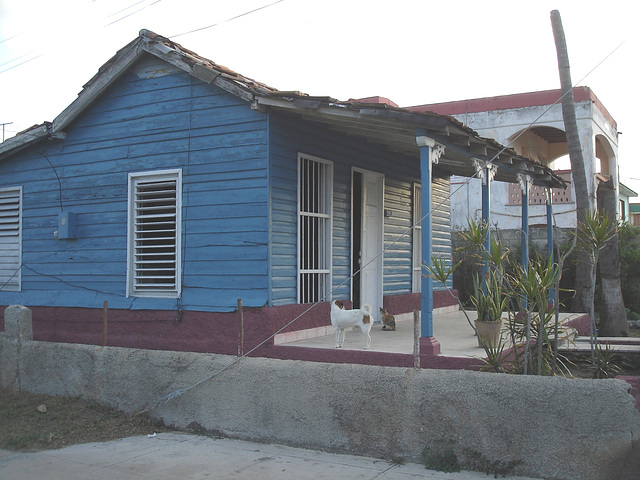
[104,0,163,27]
[169,0,284,39]
[0,53,43,75]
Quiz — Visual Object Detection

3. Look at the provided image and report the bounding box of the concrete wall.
[2,307,639,480]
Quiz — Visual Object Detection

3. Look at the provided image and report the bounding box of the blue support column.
[416,129,441,357]
[546,188,555,303]
[520,175,530,310]
[481,165,491,291]
[482,168,491,252]
[520,176,530,272]
[420,143,433,338]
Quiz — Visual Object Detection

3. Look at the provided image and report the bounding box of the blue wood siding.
[0,55,269,312]
[268,112,453,306]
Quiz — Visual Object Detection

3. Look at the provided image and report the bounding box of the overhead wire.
[169,0,285,39]
[104,0,163,27]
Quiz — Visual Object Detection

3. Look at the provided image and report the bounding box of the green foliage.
[617,224,640,317]
[470,271,508,323]
[448,219,575,375]
[575,210,617,263]
[477,334,509,373]
[584,342,623,379]
[425,255,460,286]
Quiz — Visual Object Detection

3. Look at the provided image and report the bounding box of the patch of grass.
[0,389,169,452]
[421,444,460,473]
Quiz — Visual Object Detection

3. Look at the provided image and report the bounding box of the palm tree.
[551,10,594,314]
[551,10,628,336]
[597,179,629,336]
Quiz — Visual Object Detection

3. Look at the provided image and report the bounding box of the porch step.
[561,336,640,354]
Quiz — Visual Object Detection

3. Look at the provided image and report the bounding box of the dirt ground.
[0,390,171,452]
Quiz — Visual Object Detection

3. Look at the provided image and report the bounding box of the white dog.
[330,300,373,350]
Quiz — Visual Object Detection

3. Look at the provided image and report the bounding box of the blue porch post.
[519,174,530,272]
[416,129,442,356]
[476,160,493,289]
[482,168,491,254]
[519,175,530,310]
[546,188,555,303]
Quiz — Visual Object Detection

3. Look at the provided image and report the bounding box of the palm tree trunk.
[597,179,629,336]
[551,10,594,314]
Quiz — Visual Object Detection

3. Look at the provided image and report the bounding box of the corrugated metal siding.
[269,112,453,306]
[382,177,452,295]
[432,177,453,290]
[0,55,270,312]
[382,178,413,294]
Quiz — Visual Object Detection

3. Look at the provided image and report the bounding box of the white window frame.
[126,169,182,298]
[412,183,422,293]
[0,186,22,292]
[297,154,333,304]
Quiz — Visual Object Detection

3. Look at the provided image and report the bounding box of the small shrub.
[583,342,623,379]
[422,443,460,473]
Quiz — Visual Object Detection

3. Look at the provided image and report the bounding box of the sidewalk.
[0,432,542,480]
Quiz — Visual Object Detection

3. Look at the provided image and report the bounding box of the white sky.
[1,0,638,192]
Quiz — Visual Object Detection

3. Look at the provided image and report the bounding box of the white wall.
[449,99,618,231]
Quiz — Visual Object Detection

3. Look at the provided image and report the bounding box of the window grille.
[0,187,21,291]
[128,170,181,297]
[298,155,332,304]
[412,184,422,293]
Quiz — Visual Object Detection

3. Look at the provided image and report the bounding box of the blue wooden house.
[0,30,563,357]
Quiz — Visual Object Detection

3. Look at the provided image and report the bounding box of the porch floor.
[277,309,584,359]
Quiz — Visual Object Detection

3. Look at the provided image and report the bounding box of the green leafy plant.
[470,270,509,323]
[584,342,623,379]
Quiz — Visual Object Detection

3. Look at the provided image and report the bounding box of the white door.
[359,171,384,322]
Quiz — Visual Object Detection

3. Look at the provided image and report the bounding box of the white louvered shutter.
[0,187,22,291]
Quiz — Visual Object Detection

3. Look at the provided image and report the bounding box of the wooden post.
[413,309,420,369]
[237,299,244,357]
[102,301,108,347]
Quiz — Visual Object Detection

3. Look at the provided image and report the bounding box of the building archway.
[507,125,568,168]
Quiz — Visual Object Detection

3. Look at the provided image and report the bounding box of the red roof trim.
[407,87,616,130]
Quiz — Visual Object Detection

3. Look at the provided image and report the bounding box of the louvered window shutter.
[128,171,181,297]
[0,188,21,291]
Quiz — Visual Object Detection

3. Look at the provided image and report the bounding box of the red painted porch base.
[0,294,479,371]
[419,336,441,356]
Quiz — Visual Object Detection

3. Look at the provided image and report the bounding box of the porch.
[270,307,589,370]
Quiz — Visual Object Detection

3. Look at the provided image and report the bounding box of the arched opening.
[595,134,615,178]
[549,154,571,170]
[508,126,568,168]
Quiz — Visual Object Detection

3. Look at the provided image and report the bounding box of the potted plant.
[470,270,508,348]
